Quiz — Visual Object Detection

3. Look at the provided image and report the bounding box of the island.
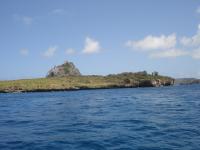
[174,78,200,85]
[0,61,174,93]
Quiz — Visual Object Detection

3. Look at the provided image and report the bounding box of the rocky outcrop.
[121,79,174,88]
[46,61,81,77]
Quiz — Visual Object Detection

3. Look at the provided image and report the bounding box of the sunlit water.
[0,85,200,150]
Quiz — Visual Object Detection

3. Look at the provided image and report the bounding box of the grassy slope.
[0,74,174,93]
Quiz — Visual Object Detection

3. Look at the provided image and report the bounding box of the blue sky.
[0,0,200,80]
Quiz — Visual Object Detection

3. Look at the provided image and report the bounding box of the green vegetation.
[63,65,70,74]
[0,72,174,93]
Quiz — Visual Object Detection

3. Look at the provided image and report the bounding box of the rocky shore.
[0,61,174,93]
[0,73,174,93]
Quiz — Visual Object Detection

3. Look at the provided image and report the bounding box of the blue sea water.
[0,85,200,150]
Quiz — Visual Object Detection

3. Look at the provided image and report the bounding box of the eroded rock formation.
[46,61,81,77]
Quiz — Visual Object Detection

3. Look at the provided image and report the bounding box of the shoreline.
[0,73,174,93]
[0,85,172,94]
[0,83,173,94]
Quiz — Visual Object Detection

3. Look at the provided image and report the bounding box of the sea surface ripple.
[0,85,200,150]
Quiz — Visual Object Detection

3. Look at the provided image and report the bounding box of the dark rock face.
[138,79,174,87]
[138,80,154,87]
[46,61,81,77]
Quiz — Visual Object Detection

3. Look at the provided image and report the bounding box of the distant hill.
[175,78,200,85]
[0,72,174,93]
[46,61,81,77]
[0,61,175,93]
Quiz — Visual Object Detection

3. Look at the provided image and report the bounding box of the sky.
[0,0,200,80]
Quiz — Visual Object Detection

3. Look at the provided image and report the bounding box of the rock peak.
[46,61,81,77]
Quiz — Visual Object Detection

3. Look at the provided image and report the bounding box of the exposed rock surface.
[46,61,81,77]
[108,72,174,87]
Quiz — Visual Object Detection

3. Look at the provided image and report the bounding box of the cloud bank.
[126,34,176,51]
[126,24,200,59]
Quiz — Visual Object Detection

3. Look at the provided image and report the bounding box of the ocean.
[0,85,199,150]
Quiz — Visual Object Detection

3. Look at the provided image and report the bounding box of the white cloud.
[43,46,58,58]
[65,48,75,55]
[150,49,188,58]
[179,24,200,60]
[82,37,100,54]
[126,24,200,60]
[180,35,200,47]
[180,25,200,47]
[197,6,200,13]
[51,9,66,15]
[126,34,176,51]
[125,33,185,59]
[191,48,200,59]
[20,49,29,56]
[180,36,194,46]
[13,14,33,25]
